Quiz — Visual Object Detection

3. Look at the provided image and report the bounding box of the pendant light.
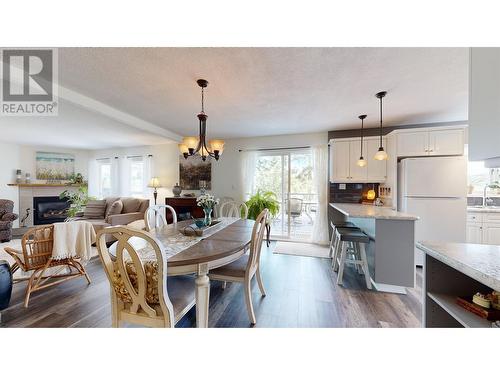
[356,114,367,167]
[374,91,388,161]
[178,79,224,161]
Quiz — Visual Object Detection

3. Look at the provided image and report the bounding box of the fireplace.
[33,196,70,225]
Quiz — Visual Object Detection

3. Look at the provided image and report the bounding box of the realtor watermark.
[1,48,58,116]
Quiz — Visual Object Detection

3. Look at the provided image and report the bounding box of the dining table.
[148,217,255,328]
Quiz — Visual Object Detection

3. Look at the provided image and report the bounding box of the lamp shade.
[366,189,376,200]
[209,139,225,154]
[183,136,199,150]
[374,148,388,161]
[178,143,189,154]
[357,157,367,167]
[148,177,161,188]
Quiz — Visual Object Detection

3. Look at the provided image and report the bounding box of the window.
[129,156,145,198]
[98,160,112,198]
[468,161,500,196]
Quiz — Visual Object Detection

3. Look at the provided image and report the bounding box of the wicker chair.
[4,225,91,307]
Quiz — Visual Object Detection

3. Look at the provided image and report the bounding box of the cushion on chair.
[106,200,123,218]
[330,221,360,229]
[209,254,249,279]
[127,219,146,231]
[0,221,13,230]
[112,261,195,317]
[84,200,106,219]
[336,228,370,243]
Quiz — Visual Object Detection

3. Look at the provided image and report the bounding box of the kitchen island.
[329,203,419,294]
[417,241,500,327]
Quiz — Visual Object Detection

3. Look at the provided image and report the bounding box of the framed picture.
[179,155,211,190]
[36,152,75,181]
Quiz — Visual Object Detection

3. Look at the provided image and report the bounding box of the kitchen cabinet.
[466,211,500,245]
[483,223,500,245]
[396,127,464,157]
[466,223,482,244]
[329,137,386,183]
[330,140,350,182]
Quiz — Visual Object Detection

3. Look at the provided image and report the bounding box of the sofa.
[73,197,149,241]
[0,200,19,243]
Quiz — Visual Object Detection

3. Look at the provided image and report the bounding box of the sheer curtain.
[110,157,120,196]
[240,151,257,201]
[87,158,99,198]
[119,156,131,197]
[311,144,329,245]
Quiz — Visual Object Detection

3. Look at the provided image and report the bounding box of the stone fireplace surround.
[16,185,80,228]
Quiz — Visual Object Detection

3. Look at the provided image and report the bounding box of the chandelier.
[178,79,224,161]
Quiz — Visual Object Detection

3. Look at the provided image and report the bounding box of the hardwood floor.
[0,242,422,328]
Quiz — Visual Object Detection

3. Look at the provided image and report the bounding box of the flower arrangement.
[196,193,219,209]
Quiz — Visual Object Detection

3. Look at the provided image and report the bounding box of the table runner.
[123,217,240,261]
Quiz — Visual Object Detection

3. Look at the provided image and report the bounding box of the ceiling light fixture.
[357,114,367,167]
[374,91,388,161]
[178,79,224,161]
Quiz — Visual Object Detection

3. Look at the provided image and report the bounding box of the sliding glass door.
[253,149,316,241]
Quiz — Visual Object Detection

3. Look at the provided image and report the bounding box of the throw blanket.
[52,221,96,261]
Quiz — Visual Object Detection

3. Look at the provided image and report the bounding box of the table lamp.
[148,177,162,205]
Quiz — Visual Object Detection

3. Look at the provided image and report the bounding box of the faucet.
[483,185,492,207]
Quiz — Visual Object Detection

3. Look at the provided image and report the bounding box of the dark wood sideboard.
[165,197,212,223]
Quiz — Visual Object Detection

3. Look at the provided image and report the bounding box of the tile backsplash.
[467,196,500,206]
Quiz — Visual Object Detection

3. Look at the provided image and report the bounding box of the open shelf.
[427,292,492,328]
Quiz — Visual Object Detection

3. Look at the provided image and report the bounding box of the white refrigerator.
[398,156,467,266]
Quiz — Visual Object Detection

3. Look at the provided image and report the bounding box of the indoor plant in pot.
[59,185,95,218]
[245,190,280,220]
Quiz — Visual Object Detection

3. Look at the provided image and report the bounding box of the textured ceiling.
[56,47,468,139]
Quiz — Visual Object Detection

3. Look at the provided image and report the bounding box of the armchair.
[0,199,19,242]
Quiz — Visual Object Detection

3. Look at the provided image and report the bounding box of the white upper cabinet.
[366,138,387,180]
[428,129,464,156]
[330,140,350,182]
[329,137,386,183]
[396,131,429,157]
[395,127,465,157]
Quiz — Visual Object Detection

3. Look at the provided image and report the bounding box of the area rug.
[273,241,330,259]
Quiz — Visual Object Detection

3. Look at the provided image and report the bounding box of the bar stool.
[334,228,371,289]
[328,221,360,260]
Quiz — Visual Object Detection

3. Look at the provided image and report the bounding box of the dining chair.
[209,208,268,324]
[218,201,249,219]
[96,226,195,328]
[144,204,177,231]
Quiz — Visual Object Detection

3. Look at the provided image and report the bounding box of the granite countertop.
[467,206,500,213]
[417,241,500,291]
[330,203,419,221]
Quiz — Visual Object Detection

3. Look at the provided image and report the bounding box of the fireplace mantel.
[8,183,85,188]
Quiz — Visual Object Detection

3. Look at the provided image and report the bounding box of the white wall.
[0,141,90,226]
[212,132,327,200]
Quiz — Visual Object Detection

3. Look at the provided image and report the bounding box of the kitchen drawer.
[467,212,483,223]
[484,212,500,223]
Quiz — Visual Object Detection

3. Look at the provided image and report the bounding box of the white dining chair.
[144,204,177,231]
[218,201,249,219]
[209,209,268,324]
[96,226,195,328]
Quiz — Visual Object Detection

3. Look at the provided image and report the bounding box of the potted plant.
[245,190,280,220]
[59,185,95,218]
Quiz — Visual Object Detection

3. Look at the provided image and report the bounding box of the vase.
[203,207,212,226]
[172,183,182,197]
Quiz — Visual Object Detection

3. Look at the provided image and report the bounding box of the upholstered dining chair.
[218,201,249,219]
[209,208,268,324]
[96,226,195,328]
[144,204,177,231]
